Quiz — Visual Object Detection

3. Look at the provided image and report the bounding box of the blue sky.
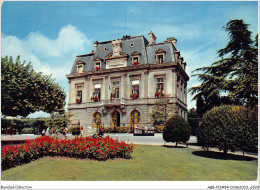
[1,1,258,118]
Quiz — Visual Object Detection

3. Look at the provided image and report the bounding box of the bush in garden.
[197,105,258,154]
[103,127,114,133]
[163,115,190,147]
[1,136,135,171]
[67,126,80,135]
[155,125,164,133]
[103,126,131,133]
[21,127,34,134]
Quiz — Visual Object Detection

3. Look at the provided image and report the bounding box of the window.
[112,82,120,99]
[157,54,164,64]
[95,62,101,71]
[131,80,139,99]
[94,84,101,100]
[77,65,83,73]
[76,85,82,103]
[132,56,139,66]
[155,78,164,98]
[156,78,164,93]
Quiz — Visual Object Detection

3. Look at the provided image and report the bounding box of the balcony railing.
[101,98,125,106]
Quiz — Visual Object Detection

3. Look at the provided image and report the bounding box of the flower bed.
[1,136,135,171]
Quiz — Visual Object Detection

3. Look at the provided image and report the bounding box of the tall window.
[156,54,164,64]
[156,78,164,93]
[158,55,163,64]
[131,80,139,99]
[76,85,82,103]
[112,82,120,98]
[94,84,101,100]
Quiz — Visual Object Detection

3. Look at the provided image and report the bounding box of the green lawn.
[1,145,257,181]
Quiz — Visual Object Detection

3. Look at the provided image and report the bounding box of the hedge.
[197,105,258,154]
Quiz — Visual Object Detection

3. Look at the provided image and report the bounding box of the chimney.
[148,31,156,45]
[93,41,99,53]
[165,37,177,49]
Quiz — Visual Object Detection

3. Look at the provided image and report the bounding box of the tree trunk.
[223,147,228,155]
[175,141,178,147]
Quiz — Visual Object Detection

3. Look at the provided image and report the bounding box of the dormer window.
[94,57,103,71]
[157,54,164,64]
[132,56,139,66]
[131,51,141,66]
[95,61,101,71]
[76,61,84,73]
[155,48,166,64]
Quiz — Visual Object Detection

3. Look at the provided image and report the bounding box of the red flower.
[1,134,135,170]
[95,66,100,71]
[133,61,138,66]
[131,93,138,99]
[76,98,81,103]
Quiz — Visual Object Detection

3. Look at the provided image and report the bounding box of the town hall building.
[66,31,189,131]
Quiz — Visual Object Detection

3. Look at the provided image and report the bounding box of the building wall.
[68,66,187,128]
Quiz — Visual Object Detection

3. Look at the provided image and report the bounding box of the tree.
[44,112,72,128]
[189,19,258,115]
[197,105,258,155]
[187,108,200,136]
[1,55,66,117]
[150,99,177,126]
[163,115,190,147]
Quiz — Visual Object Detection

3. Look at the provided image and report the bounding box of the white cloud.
[2,25,92,79]
[2,25,92,117]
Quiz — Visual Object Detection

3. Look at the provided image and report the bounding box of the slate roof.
[70,34,178,75]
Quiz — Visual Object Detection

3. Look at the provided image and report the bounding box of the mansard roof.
[69,34,180,75]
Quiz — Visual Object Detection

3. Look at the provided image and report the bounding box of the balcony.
[101,98,125,106]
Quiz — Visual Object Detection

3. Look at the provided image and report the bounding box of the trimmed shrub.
[197,105,258,154]
[163,115,190,147]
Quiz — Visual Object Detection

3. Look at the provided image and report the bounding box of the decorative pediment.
[76,61,85,65]
[94,57,103,61]
[131,51,141,56]
[155,48,166,54]
[105,51,128,60]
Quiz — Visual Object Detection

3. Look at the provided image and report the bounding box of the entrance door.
[130,110,140,132]
[111,111,120,128]
[93,112,101,128]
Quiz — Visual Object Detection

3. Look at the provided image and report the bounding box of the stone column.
[68,80,72,104]
[124,73,128,98]
[104,76,108,99]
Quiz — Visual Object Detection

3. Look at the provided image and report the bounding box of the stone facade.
[66,32,189,130]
